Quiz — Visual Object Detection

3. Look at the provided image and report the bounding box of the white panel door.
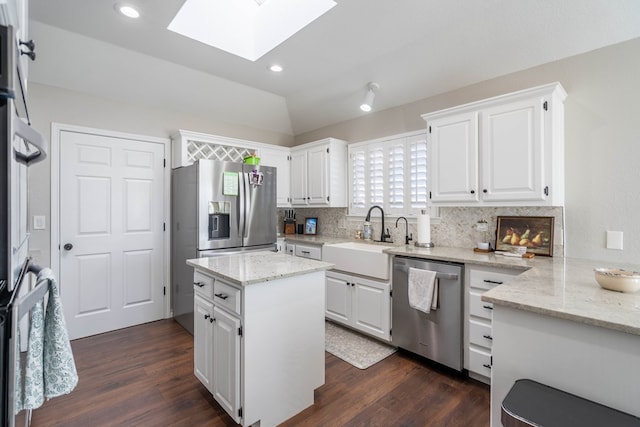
[325,273,351,323]
[60,130,165,339]
[212,306,241,424]
[289,149,307,205]
[352,278,390,340]
[306,144,329,205]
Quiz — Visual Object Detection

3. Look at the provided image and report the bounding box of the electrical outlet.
[606,231,623,250]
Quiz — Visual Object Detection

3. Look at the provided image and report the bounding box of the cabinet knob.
[63,243,73,251]
[483,189,488,193]
[470,190,475,194]
[204,314,210,320]
[210,317,215,323]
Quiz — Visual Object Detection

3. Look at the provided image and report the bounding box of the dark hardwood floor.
[29,319,489,426]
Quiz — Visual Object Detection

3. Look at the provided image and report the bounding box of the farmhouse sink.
[322,241,396,280]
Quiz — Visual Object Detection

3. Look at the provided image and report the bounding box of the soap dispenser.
[363,221,372,241]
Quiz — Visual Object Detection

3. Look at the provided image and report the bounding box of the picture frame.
[495,216,554,256]
[304,217,318,235]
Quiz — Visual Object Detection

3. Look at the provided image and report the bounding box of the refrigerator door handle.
[238,172,245,239]
[243,172,251,238]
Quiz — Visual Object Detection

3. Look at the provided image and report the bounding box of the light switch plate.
[33,215,46,230]
[606,231,623,250]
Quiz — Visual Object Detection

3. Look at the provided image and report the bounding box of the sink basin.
[322,241,395,280]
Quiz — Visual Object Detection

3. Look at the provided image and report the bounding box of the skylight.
[167,0,337,62]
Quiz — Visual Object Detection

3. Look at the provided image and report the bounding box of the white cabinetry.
[325,270,391,341]
[464,265,521,384]
[290,138,347,207]
[193,271,242,423]
[259,146,290,207]
[424,82,567,206]
[294,243,322,260]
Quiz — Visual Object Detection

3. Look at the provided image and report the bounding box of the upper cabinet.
[258,145,290,207]
[290,138,347,207]
[423,82,567,207]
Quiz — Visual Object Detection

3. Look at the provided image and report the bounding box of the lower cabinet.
[325,270,391,341]
[464,264,521,384]
[194,280,242,424]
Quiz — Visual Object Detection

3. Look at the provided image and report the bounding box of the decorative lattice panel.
[186,140,255,163]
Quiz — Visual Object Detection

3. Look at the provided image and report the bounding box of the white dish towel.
[408,267,438,314]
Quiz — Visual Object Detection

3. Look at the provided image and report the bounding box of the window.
[348,131,434,218]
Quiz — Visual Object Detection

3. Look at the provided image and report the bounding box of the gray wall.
[296,37,640,264]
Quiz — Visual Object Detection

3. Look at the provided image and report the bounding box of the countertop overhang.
[384,245,640,336]
[187,251,334,286]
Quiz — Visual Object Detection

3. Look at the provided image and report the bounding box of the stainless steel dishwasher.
[392,256,463,371]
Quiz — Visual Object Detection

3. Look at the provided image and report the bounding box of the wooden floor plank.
[28,319,489,426]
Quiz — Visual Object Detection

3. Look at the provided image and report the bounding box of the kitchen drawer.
[469,267,519,291]
[469,347,492,378]
[295,244,322,260]
[213,280,242,316]
[469,318,493,349]
[469,289,493,320]
[194,270,215,300]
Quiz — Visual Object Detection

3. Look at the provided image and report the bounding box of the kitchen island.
[187,251,333,427]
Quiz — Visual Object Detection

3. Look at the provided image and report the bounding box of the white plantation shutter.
[388,142,405,213]
[350,149,366,214]
[409,135,428,210]
[348,131,430,217]
[369,146,384,205]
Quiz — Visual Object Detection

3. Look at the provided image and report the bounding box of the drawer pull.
[482,363,492,369]
[194,281,206,287]
[484,279,503,285]
[483,305,493,310]
[483,334,493,340]
[214,293,229,300]
[301,250,310,254]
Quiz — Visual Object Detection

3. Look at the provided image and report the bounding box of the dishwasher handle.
[393,264,459,281]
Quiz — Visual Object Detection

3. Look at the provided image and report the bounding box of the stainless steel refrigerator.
[171,159,277,334]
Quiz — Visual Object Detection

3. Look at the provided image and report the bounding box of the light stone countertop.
[384,245,640,336]
[187,251,334,286]
[279,235,349,245]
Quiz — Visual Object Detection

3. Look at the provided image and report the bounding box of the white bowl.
[477,242,490,250]
[594,268,640,293]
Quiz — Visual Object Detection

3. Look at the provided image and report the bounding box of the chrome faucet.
[395,216,413,245]
[365,205,391,243]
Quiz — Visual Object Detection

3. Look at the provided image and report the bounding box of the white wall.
[296,37,640,264]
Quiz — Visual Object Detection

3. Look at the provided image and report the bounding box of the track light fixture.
[360,82,379,112]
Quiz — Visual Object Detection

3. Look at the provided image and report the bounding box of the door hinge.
[326,196,329,202]
[390,290,392,297]
[239,407,243,418]
[163,222,166,231]
[390,328,392,336]
[326,147,329,153]
[429,191,432,199]
[543,101,548,111]
[544,186,549,196]
[428,125,431,133]
[163,286,166,296]
[163,158,166,167]
[238,326,243,337]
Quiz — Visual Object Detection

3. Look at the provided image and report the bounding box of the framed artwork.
[495,216,554,256]
[304,217,318,235]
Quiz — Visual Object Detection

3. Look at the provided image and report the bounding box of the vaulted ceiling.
[29,0,640,136]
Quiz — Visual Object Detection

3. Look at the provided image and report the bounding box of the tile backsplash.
[279,206,564,256]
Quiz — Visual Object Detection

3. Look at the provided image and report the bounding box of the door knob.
[63,243,73,251]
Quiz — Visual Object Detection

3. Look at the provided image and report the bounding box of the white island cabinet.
[187,251,333,427]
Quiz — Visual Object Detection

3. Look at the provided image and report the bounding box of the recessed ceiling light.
[269,64,283,72]
[118,4,140,19]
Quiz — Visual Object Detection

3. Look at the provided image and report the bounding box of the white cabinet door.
[325,273,351,323]
[194,294,214,392]
[306,144,329,205]
[429,111,479,203]
[352,277,390,341]
[212,306,241,424]
[481,98,544,202]
[260,147,291,207]
[289,149,308,205]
